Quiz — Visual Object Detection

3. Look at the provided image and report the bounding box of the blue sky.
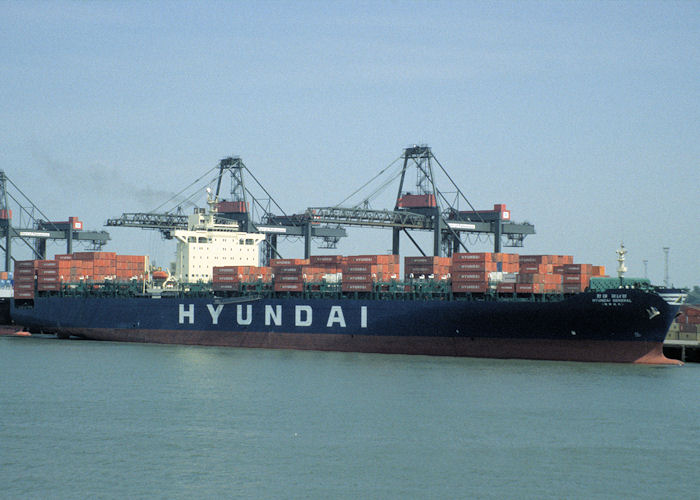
[2,1,698,286]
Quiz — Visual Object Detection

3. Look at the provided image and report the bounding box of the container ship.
[9,193,682,364]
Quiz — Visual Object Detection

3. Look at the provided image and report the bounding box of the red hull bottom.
[67,328,682,365]
[0,326,31,336]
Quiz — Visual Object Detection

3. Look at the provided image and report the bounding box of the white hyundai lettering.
[207,304,224,325]
[326,306,346,328]
[236,304,253,325]
[295,305,312,326]
[361,306,367,328]
[265,305,282,326]
[179,304,195,324]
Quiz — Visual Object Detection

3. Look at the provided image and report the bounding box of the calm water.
[1,336,697,499]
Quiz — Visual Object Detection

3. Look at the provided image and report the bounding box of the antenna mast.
[616,242,627,284]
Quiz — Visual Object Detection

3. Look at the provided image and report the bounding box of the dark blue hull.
[11,289,681,363]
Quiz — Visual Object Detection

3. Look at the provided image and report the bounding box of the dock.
[664,340,700,363]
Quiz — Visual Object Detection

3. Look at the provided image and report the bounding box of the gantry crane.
[105,157,347,262]
[307,145,535,257]
[0,170,110,271]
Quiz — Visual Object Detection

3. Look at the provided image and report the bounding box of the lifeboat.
[152,270,169,281]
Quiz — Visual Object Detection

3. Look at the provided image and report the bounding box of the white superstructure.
[171,195,264,282]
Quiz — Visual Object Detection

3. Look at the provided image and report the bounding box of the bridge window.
[188,236,196,243]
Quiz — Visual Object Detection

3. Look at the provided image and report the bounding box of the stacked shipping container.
[516,255,566,294]
[37,259,60,292]
[557,263,606,293]
[451,253,493,293]
[13,260,37,299]
[212,265,273,292]
[668,305,700,341]
[14,250,610,298]
[341,255,400,292]
[271,259,309,292]
[54,252,148,282]
[404,256,451,280]
[13,252,149,297]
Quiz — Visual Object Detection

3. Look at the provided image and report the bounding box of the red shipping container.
[343,263,373,273]
[519,264,553,274]
[310,255,343,265]
[519,255,552,265]
[276,274,303,283]
[563,284,586,293]
[341,282,373,292]
[73,251,116,261]
[14,291,35,299]
[517,273,541,284]
[13,282,36,291]
[404,256,451,266]
[516,283,545,294]
[274,282,304,292]
[450,261,498,272]
[346,254,398,265]
[14,268,36,279]
[517,273,563,284]
[563,274,590,284]
[273,265,305,274]
[564,264,593,274]
[270,258,308,266]
[405,256,433,265]
[453,252,493,262]
[214,266,245,275]
[14,260,38,271]
[496,283,516,293]
[451,261,498,272]
[37,283,61,291]
[452,282,488,293]
[37,275,60,283]
[212,275,240,283]
[452,271,488,282]
[343,273,372,283]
